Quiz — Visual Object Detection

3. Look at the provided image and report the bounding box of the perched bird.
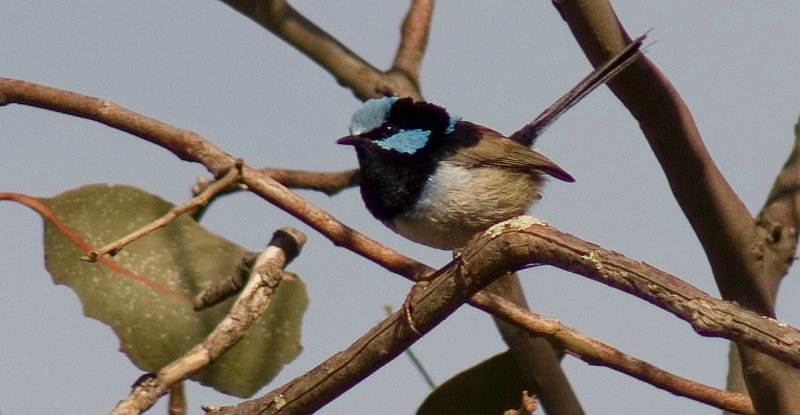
[338,37,644,250]
[338,96,572,249]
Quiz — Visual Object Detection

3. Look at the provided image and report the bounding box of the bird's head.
[336,97,462,156]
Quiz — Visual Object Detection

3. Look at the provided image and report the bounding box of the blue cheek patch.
[350,97,398,135]
[377,129,431,154]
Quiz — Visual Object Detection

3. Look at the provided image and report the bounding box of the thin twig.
[503,391,538,415]
[193,251,259,310]
[258,167,359,196]
[80,165,241,262]
[109,227,306,415]
[167,382,186,415]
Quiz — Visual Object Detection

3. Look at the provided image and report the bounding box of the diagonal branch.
[110,227,306,415]
[552,0,769,315]
[219,0,422,100]
[210,218,790,415]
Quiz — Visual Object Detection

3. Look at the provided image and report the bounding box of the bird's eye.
[381,124,397,138]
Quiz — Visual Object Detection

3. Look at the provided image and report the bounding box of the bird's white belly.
[389,161,541,249]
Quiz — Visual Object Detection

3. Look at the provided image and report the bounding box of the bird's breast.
[389,161,543,249]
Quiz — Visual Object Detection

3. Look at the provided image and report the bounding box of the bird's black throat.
[355,144,436,222]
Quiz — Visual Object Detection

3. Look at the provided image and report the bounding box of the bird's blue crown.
[349,96,398,135]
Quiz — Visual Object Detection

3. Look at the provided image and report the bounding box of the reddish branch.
[0,76,429,280]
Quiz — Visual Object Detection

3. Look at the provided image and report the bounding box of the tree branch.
[257,167,359,196]
[551,1,800,412]
[218,0,422,100]
[0,76,430,280]
[210,217,791,415]
[110,227,306,415]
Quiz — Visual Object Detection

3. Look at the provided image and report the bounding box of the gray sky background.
[2,2,799,414]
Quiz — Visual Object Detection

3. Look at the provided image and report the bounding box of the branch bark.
[110,227,306,415]
[218,0,423,100]
[551,1,800,412]
[210,217,793,415]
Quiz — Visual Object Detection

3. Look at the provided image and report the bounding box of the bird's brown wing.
[451,131,575,182]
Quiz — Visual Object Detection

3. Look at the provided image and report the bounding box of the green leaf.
[31,184,306,398]
[416,351,528,415]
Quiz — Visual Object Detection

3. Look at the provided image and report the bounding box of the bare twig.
[218,0,421,100]
[258,167,359,196]
[109,227,306,415]
[167,383,186,415]
[193,251,259,310]
[80,165,241,262]
[503,391,538,415]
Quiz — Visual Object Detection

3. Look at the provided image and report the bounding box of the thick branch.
[211,218,789,415]
[461,218,800,366]
[553,0,769,314]
[551,2,800,412]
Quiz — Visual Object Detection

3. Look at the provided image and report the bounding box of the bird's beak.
[336,135,365,146]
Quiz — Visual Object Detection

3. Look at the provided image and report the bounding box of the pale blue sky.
[1,2,799,414]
